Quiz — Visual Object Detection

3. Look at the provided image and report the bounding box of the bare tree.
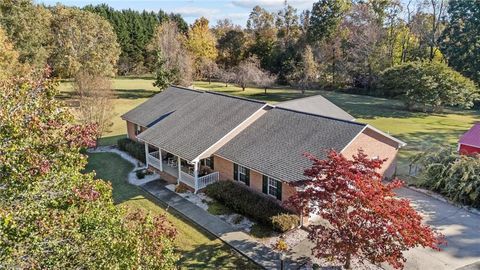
[218,68,236,87]
[196,57,219,83]
[148,21,193,86]
[257,72,277,94]
[427,0,447,61]
[74,71,114,144]
[235,57,263,91]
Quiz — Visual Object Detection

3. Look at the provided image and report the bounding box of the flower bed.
[204,181,299,232]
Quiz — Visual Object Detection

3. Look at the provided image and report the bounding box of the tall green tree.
[246,6,278,70]
[289,45,318,93]
[0,0,52,67]
[49,6,121,77]
[275,3,301,44]
[307,0,350,44]
[440,0,480,84]
[84,4,188,75]
[153,51,175,90]
[217,30,247,68]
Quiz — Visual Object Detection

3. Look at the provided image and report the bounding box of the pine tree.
[153,51,174,90]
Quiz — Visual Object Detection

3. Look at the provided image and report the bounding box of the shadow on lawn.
[396,125,476,152]
[178,242,260,269]
[98,134,126,146]
[115,88,159,99]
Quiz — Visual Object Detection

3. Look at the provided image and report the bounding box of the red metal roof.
[459,123,480,147]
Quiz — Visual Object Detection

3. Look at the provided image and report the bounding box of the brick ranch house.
[121,86,405,222]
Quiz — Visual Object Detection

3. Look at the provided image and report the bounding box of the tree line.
[1,0,479,113]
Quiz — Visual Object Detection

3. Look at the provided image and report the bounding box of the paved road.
[391,188,480,270]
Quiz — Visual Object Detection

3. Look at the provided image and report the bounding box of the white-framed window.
[238,165,247,184]
[268,177,278,197]
[135,124,142,135]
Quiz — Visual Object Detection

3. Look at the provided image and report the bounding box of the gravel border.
[87,146,159,186]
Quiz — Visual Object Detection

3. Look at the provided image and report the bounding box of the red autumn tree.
[287,150,445,269]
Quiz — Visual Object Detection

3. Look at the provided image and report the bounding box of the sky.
[38,0,317,26]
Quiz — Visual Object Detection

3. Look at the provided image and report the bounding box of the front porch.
[145,144,219,193]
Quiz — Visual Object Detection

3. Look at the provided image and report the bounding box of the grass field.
[61,78,480,179]
[195,81,480,177]
[85,152,257,269]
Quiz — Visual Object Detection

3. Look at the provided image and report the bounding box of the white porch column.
[177,156,181,184]
[144,143,149,167]
[193,161,199,193]
[158,149,163,172]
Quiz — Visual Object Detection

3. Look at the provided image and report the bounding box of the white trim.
[192,105,268,163]
[267,176,280,198]
[137,137,192,163]
[459,142,480,149]
[193,161,199,193]
[340,125,406,154]
[365,125,407,147]
[340,126,368,153]
[236,164,248,184]
[123,119,145,129]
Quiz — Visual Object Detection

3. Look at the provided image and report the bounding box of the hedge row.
[117,138,145,163]
[204,181,299,232]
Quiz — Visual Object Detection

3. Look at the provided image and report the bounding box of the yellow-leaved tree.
[186,17,218,78]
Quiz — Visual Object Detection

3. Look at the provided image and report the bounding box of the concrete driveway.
[392,188,480,270]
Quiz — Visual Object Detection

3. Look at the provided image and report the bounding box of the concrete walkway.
[141,180,304,270]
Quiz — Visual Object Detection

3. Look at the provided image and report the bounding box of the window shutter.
[262,175,268,194]
[210,157,214,170]
[276,180,282,201]
[233,163,238,181]
[245,168,250,186]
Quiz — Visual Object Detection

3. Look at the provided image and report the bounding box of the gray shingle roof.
[216,108,366,182]
[277,94,355,121]
[138,92,266,161]
[121,86,201,127]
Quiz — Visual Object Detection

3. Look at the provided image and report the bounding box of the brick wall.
[214,155,233,181]
[126,121,147,142]
[213,155,295,203]
[341,128,399,179]
[126,121,137,141]
[281,182,296,202]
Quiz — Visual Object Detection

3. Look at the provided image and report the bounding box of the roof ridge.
[205,91,267,104]
[275,107,366,126]
[278,93,329,104]
[169,84,205,93]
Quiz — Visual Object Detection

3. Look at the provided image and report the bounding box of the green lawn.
[85,152,257,269]
[194,81,480,178]
[62,78,479,180]
[59,78,159,145]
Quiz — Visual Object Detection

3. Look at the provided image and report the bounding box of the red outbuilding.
[458,123,480,155]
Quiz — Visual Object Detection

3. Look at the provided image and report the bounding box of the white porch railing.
[179,171,219,192]
[147,151,161,170]
[198,172,219,190]
[180,171,195,188]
